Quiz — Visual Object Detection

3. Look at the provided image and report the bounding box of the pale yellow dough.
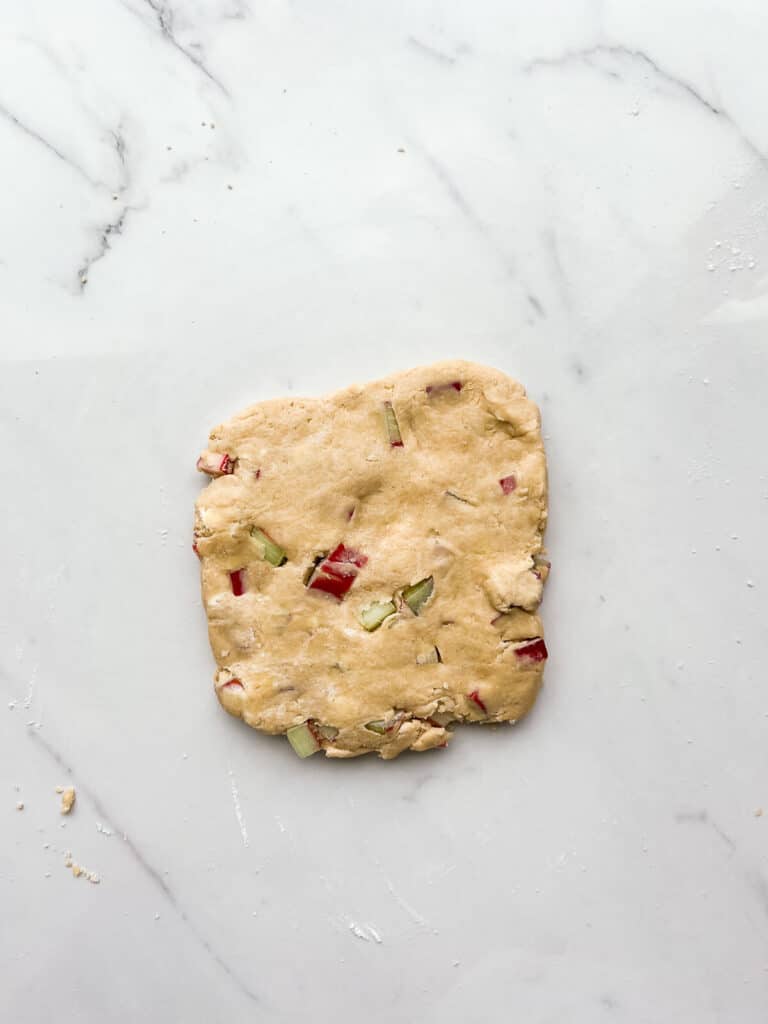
[194,360,549,759]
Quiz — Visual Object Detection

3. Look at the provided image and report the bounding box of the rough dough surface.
[194,360,549,759]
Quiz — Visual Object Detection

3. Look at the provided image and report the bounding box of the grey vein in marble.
[0,102,99,188]
[523,43,768,166]
[120,0,230,96]
[407,36,457,66]
[27,727,262,1007]
[77,207,131,291]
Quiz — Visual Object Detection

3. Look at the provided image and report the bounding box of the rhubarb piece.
[230,569,246,596]
[197,450,234,477]
[302,553,325,586]
[215,671,244,693]
[286,722,321,758]
[468,689,487,713]
[499,475,517,495]
[444,490,476,505]
[383,401,403,447]
[364,720,387,734]
[402,576,434,615]
[250,527,287,566]
[513,637,548,662]
[308,572,356,600]
[416,646,441,665]
[361,600,397,632]
[307,543,367,600]
[327,544,368,568]
[426,381,462,395]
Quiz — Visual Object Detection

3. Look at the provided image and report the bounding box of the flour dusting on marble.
[346,918,383,944]
[228,768,249,847]
[385,879,429,929]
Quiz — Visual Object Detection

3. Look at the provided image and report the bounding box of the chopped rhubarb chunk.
[197,450,234,477]
[192,540,200,557]
[402,576,434,615]
[514,638,548,662]
[416,646,441,665]
[445,490,475,505]
[361,600,397,632]
[250,527,287,566]
[383,401,404,447]
[426,381,463,395]
[221,678,244,691]
[468,689,487,713]
[309,572,357,600]
[316,724,339,740]
[286,722,321,758]
[499,475,517,495]
[365,720,387,735]
[307,544,367,600]
[230,569,246,596]
[327,544,368,568]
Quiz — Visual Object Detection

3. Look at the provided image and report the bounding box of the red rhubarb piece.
[468,689,487,713]
[426,380,463,395]
[197,450,234,477]
[327,544,368,568]
[514,638,548,662]
[230,569,246,596]
[307,544,368,600]
[499,475,517,494]
[221,678,244,691]
[309,572,356,599]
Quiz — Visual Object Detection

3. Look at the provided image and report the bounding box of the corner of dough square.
[194,360,549,760]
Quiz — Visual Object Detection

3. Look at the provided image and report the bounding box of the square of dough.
[194,360,549,759]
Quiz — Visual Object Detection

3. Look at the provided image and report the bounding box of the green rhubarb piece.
[250,527,287,566]
[365,720,387,735]
[384,401,403,446]
[416,646,441,665]
[286,722,320,758]
[402,576,434,615]
[360,599,397,632]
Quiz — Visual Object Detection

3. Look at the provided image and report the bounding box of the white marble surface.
[2,2,767,1021]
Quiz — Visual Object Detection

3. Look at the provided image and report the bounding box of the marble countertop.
[2,3,767,1021]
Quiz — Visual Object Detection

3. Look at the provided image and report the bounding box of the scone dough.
[194,360,549,759]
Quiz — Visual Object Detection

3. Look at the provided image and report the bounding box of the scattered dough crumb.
[63,851,100,884]
[755,808,764,817]
[59,786,76,815]
[16,801,24,811]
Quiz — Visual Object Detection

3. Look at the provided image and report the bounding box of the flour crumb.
[16,801,24,811]
[755,808,764,818]
[64,851,100,883]
[59,787,76,815]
